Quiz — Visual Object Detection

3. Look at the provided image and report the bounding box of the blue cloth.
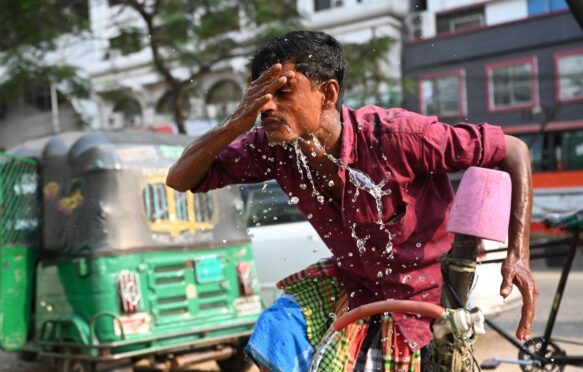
[245,295,314,372]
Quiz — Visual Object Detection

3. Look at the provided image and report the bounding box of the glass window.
[241,182,305,226]
[561,130,583,170]
[174,191,189,221]
[143,184,169,222]
[527,0,568,16]
[436,6,485,34]
[314,0,342,11]
[193,193,214,223]
[488,60,535,110]
[420,73,463,117]
[516,133,545,171]
[557,53,583,102]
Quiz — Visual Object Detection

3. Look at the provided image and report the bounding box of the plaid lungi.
[247,259,421,371]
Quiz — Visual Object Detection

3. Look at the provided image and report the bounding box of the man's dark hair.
[251,31,346,110]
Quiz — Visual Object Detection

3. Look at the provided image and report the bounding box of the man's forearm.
[166,122,246,192]
[498,135,533,259]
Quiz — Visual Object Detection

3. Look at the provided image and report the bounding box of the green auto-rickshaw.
[0,131,262,371]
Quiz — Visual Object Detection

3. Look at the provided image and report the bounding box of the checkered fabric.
[277,259,421,371]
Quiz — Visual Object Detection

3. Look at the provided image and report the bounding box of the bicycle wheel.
[518,337,566,372]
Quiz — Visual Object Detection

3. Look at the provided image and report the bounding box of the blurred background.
[1,0,582,371]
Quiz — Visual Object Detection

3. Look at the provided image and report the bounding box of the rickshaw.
[0,131,262,371]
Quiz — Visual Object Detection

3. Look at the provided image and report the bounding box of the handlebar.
[330,299,485,340]
[331,300,446,331]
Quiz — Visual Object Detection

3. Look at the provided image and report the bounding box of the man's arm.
[497,134,538,341]
[166,64,292,191]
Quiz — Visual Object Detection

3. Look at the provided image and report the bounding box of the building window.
[486,57,538,112]
[527,0,568,16]
[555,49,583,103]
[419,69,465,117]
[436,6,485,34]
[314,0,342,12]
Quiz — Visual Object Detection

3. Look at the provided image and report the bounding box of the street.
[2,270,581,371]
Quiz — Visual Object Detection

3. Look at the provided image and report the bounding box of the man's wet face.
[258,62,323,144]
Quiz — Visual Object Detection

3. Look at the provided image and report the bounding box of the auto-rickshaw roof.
[10,131,193,171]
[41,131,193,173]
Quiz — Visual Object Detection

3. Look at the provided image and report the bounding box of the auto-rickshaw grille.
[148,256,232,324]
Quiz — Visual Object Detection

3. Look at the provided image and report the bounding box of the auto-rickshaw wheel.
[56,359,134,372]
[56,359,95,372]
[217,344,252,372]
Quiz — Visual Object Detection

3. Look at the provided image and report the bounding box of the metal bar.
[41,330,253,362]
[484,318,546,362]
[547,354,583,366]
[38,318,257,349]
[479,250,569,264]
[541,229,580,352]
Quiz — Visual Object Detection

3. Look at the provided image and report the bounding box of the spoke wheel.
[518,337,566,372]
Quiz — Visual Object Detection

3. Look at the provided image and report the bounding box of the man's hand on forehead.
[227,64,294,134]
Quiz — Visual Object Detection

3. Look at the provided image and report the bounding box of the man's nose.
[259,96,277,113]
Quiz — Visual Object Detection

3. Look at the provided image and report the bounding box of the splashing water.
[292,140,325,204]
[309,329,341,372]
[351,223,370,254]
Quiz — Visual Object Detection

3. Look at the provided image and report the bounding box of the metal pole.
[50,82,60,134]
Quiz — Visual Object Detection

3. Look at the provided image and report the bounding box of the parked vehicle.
[0,131,262,372]
[241,180,520,314]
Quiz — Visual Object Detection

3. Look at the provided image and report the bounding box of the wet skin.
[255,62,344,202]
[166,62,537,343]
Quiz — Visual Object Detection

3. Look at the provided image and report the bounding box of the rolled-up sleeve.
[191,129,274,193]
[421,117,506,174]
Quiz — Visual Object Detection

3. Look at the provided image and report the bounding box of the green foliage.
[343,36,398,107]
[0,0,90,107]
[111,0,302,133]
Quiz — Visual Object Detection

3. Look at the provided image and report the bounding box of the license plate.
[234,295,262,316]
[114,313,152,336]
[195,256,224,284]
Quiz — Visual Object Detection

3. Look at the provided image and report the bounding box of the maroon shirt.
[193,105,506,349]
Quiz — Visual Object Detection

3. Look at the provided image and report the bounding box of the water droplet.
[328,180,335,187]
[402,275,411,283]
[416,242,422,248]
[307,213,313,219]
[261,183,268,192]
[350,291,355,298]
[288,196,299,205]
[377,271,384,278]
[299,183,307,190]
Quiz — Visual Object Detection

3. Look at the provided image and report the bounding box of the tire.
[56,359,95,372]
[217,346,252,372]
[518,337,566,372]
[17,350,38,362]
[56,359,134,372]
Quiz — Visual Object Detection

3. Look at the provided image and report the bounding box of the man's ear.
[321,80,340,110]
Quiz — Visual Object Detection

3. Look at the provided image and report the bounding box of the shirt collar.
[340,105,358,165]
